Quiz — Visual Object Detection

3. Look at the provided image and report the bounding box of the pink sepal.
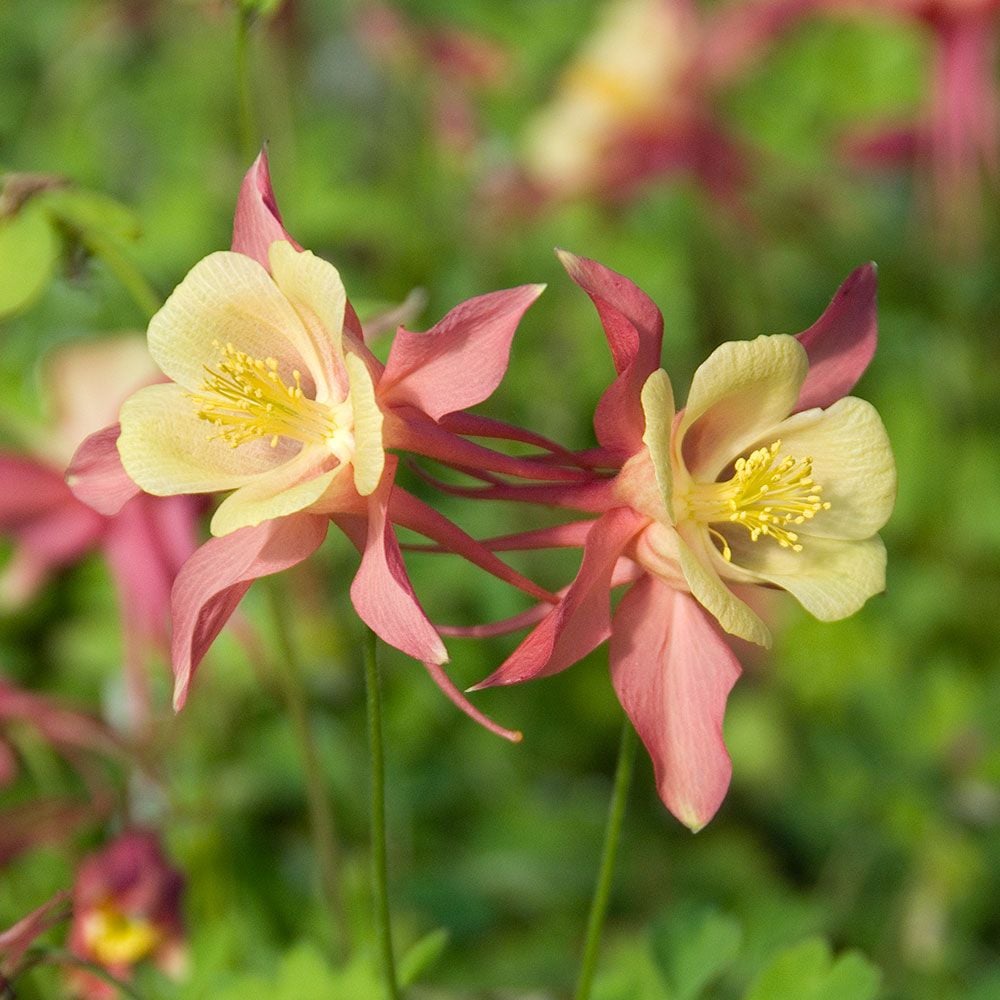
[347,470,448,665]
[380,284,544,420]
[610,576,741,831]
[66,424,142,516]
[171,514,329,709]
[557,251,663,457]
[473,507,643,688]
[0,891,71,977]
[231,149,301,267]
[795,263,878,412]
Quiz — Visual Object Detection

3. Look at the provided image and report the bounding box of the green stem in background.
[265,578,349,961]
[22,950,147,1000]
[364,627,402,1000]
[84,232,160,321]
[235,5,258,161]
[574,720,638,1000]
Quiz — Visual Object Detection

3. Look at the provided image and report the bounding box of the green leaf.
[745,938,880,1000]
[0,202,59,318]
[41,188,142,246]
[398,928,449,987]
[651,903,742,1000]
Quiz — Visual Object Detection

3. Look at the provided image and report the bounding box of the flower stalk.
[574,720,637,1000]
[364,627,401,1000]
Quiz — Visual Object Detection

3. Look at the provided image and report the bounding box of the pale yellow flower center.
[190,341,354,460]
[686,440,831,562]
[81,901,161,966]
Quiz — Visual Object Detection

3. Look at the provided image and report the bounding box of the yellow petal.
[118,383,291,495]
[725,532,887,621]
[679,335,808,481]
[346,352,385,497]
[268,241,348,401]
[640,368,675,521]
[147,251,320,393]
[677,529,772,646]
[210,449,343,536]
[762,397,896,540]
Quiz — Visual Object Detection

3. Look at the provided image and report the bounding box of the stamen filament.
[687,440,831,561]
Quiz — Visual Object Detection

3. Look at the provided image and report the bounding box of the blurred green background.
[1,1,998,998]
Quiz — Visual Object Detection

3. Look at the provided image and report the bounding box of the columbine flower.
[449,253,895,829]
[67,830,185,1000]
[0,337,201,727]
[518,0,811,207]
[72,151,579,734]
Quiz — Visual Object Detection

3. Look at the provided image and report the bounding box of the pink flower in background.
[73,151,584,737]
[443,253,895,830]
[831,0,1000,224]
[0,338,201,726]
[0,891,71,992]
[0,680,129,866]
[516,0,814,210]
[67,830,185,999]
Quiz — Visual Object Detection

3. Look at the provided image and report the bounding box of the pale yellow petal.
[677,529,772,646]
[680,335,808,481]
[726,532,887,621]
[210,449,343,536]
[118,383,293,495]
[147,251,319,393]
[268,241,348,401]
[640,368,675,521]
[346,352,385,497]
[761,397,896,540]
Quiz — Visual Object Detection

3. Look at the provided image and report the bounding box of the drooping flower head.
[74,150,579,736]
[451,253,895,829]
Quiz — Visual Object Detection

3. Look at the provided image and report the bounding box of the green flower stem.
[574,719,638,1000]
[83,232,160,321]
[364,627,402,1000]
[235,5,258,161]
[23,949,147,1000]
[265,578,349,960]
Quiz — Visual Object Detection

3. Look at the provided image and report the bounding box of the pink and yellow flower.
[74,152,582,734]
[452,253,896,830]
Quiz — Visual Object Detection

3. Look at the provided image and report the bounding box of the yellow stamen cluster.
[81,901,162,966]
[190,341,342,450]
[687,440,831,562]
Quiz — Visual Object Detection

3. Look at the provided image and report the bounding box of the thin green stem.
[235,5,258,161]
[265,578,349,960]
[574,720,638,1000]
[22,949,147,1000]
[364,627,402,1000]
[84,232,160,320]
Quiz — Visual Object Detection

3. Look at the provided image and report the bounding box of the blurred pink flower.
[831,0,1000,225]
[67,830,185,999]
[446,253,894,830]
[517,0,814,210]
[0,679,128,865]
[73,151,580,738]
[0,891,71,992]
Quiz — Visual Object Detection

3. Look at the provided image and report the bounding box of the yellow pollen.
[686,440,831,562]
[81,901,162,966]
[189,341,344,450]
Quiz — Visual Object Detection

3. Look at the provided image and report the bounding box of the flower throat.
[687,440,831,562]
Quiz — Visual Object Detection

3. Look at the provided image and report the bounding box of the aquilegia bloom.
[449,253,896,830]
[72,151,582,733]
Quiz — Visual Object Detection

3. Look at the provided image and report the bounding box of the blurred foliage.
[1,0,998,998]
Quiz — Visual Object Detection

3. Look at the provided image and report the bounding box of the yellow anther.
[687,439,831,561]
[188,344,348,451]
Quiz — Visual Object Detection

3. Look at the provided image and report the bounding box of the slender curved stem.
[83,232,160,320]
[574,720,638,1000]
[265,578,349,960]
[235,6,257,161]
[21,949,146,1000]
[364,627,402,1000]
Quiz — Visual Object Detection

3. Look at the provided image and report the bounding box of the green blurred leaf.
[744,938,880,1000]
[398,927,449,987]
[651,903,742,1000]
[42,188,142,246]
[0,202,59,318]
